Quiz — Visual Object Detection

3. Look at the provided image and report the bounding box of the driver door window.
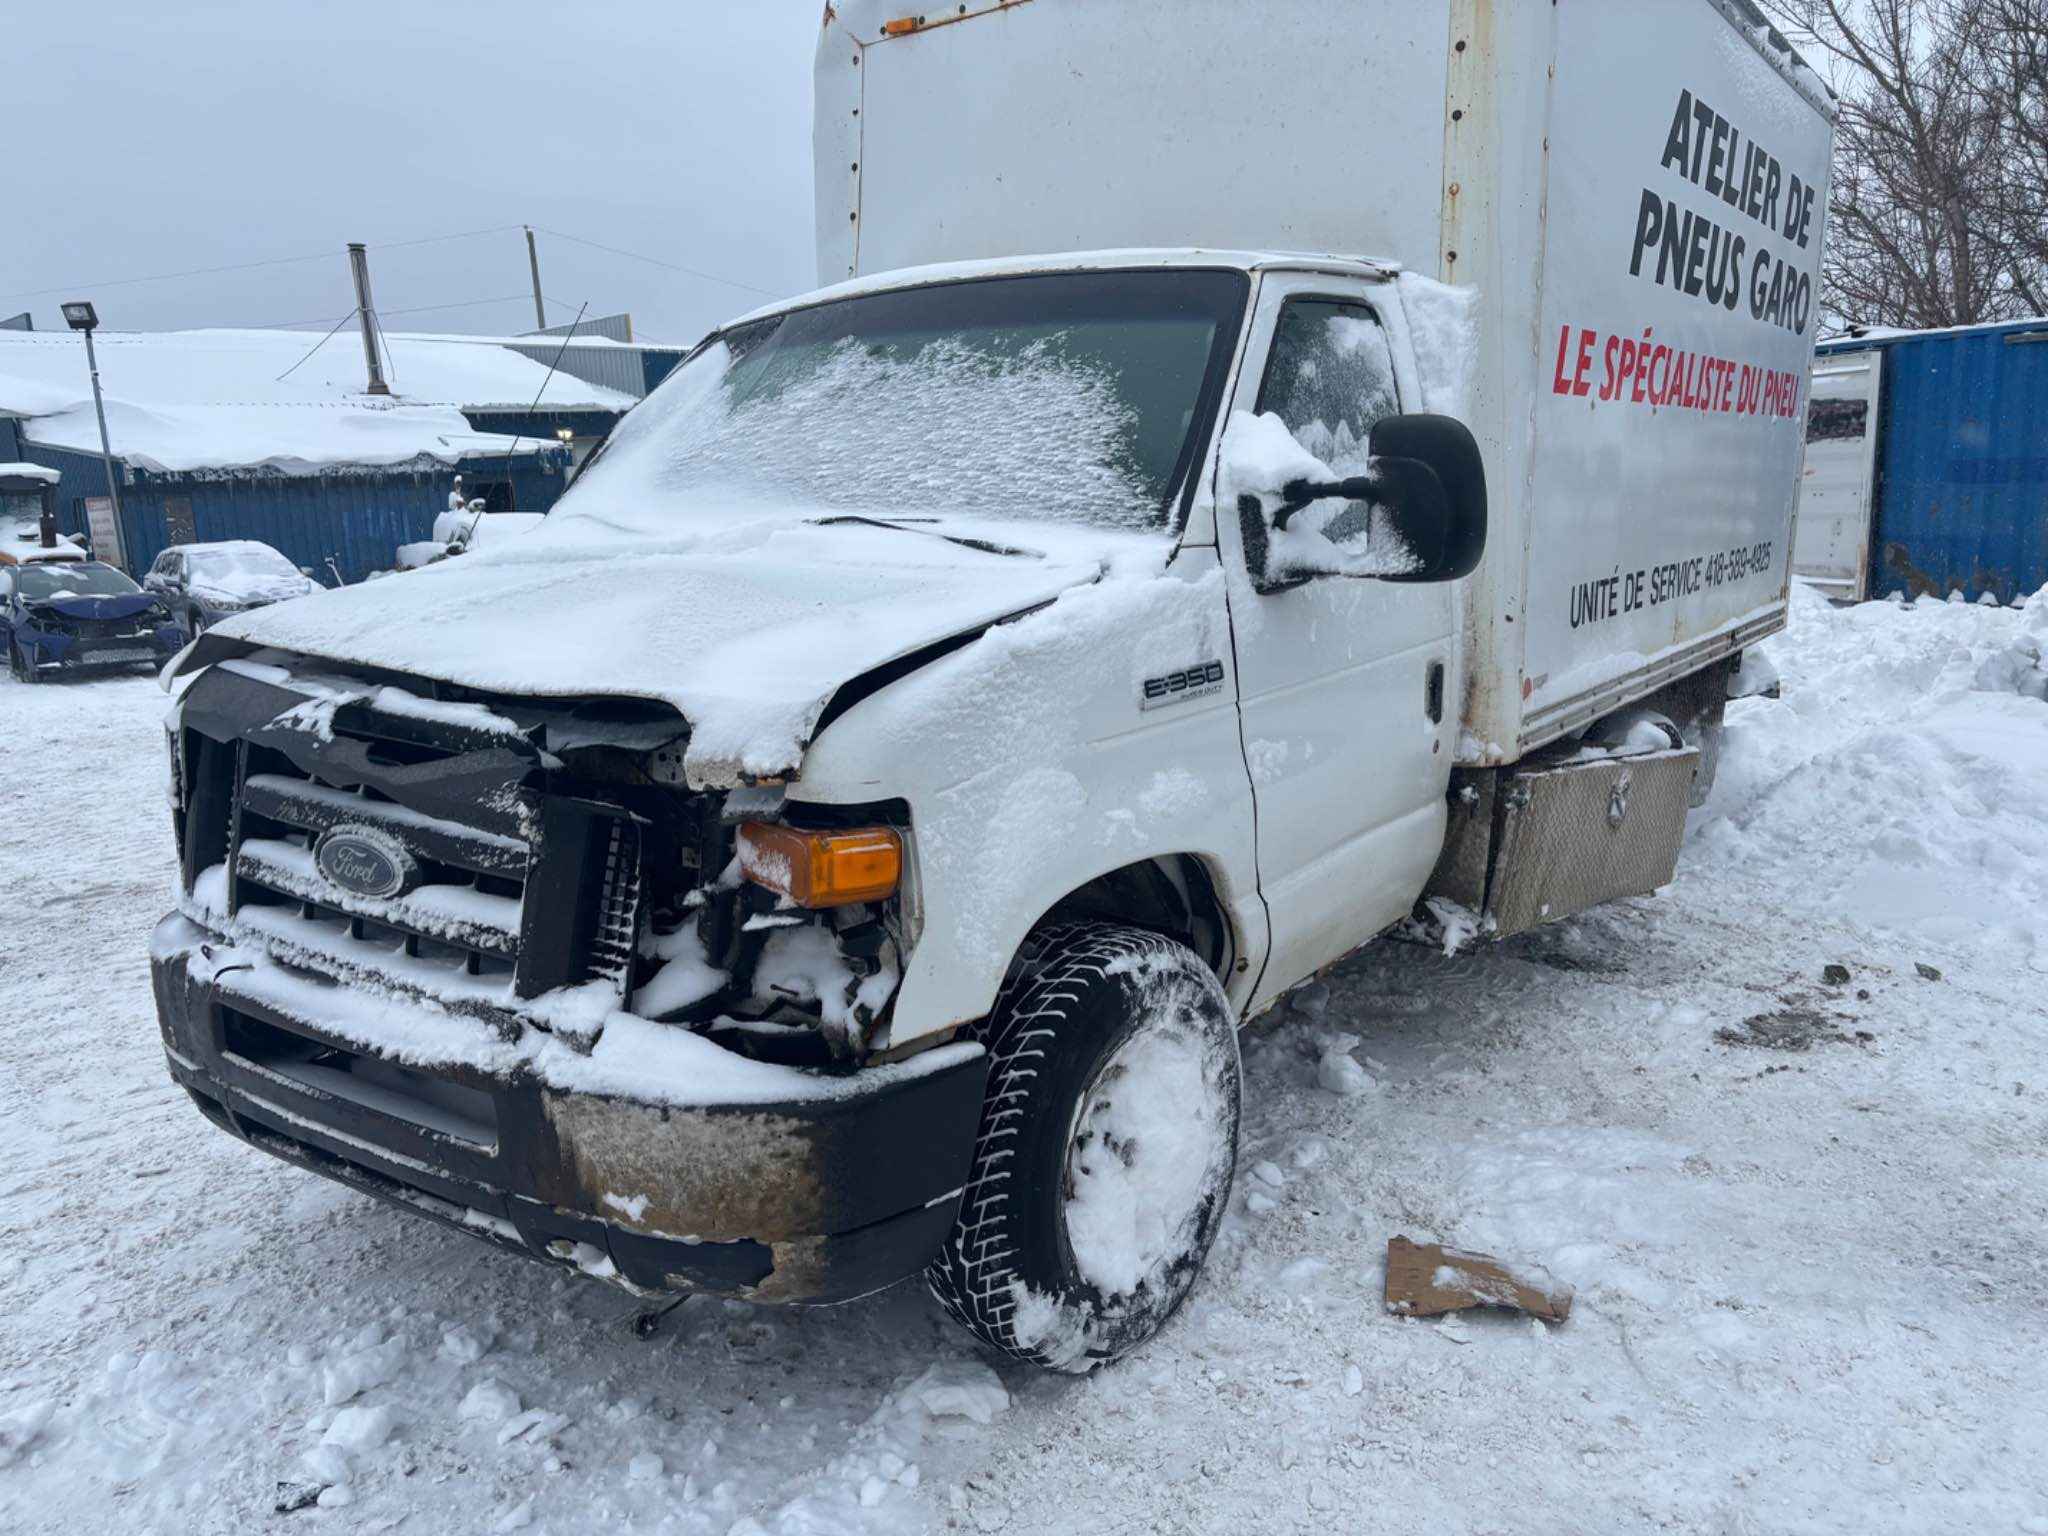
[1255,299,1400,548]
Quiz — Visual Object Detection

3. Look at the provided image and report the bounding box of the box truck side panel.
[1512,0,1833,752]
[1438,0,1557,758]
[1793,348,1882,601]
[817,0,1448,283]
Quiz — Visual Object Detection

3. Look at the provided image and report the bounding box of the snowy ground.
[3,584,2047,1535]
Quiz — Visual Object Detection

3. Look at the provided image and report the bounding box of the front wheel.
[8,641,38,684]
[927,923,1241,1372]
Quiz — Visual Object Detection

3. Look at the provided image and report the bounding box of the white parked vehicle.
[150,0,1833,1370]
[144,540,321,639]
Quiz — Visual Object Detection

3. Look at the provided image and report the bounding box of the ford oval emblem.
[314,825,419,901]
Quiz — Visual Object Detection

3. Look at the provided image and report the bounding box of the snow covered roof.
[164,538,289,558]
[0,328,639,477]
[728,248,1402,328]
[1817,316,2048,352]
[0,461,61,484]
[0,533,88,564]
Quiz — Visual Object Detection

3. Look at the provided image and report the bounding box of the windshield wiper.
[809,514,1041,560]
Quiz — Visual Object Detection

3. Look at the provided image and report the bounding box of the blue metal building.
[1802,319,2048,603]
[0,426,569,585]
[0,328,645,584]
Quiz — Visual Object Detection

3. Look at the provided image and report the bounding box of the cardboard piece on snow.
[1383,1235,1573,1323]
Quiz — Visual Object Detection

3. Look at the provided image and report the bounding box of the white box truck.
[150,0,1833,1371]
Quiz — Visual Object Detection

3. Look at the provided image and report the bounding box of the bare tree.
[1765,0,2045,329]
[1979,0,2048,315]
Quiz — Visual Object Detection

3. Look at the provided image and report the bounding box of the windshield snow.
[187,544,298,586]
[17,562,139,599]
[556,270,1246,538]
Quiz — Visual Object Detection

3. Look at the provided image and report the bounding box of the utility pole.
[347,242,391,395]
[524,226,547,331]
[60,300,128,570]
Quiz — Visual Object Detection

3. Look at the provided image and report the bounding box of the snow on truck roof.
[0,328,638,478]
[726,248,1402,328]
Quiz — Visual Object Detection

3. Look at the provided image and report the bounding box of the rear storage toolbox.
[1427,748,1700,939]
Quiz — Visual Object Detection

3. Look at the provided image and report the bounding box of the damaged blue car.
[1,559,183,683]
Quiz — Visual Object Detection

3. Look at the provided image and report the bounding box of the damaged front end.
[153,652,983,1302]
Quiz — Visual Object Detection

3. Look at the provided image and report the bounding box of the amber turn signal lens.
[736,822,902,908]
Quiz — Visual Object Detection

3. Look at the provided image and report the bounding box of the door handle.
[1425,660,1445,724]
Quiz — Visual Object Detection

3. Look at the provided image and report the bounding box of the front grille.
[47,613,154,640]
[234,768,526,981]
[179,661,648,1024]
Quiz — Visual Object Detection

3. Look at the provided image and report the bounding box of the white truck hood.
[186,517,1122,787]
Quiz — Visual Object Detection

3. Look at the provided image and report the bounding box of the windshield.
[17,562,139,599]
[557,269,1247,537]
[187,545,298,584]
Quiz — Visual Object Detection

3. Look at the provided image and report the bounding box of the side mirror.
[1363,414,1487,584]
[1238,412,1486,591]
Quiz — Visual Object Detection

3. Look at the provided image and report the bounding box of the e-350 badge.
[1140,658,1226,711]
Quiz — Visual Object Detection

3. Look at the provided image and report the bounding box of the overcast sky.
[4,2,819,346]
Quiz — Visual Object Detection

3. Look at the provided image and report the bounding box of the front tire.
[8,641,38,684]
[927,923,1241,1372]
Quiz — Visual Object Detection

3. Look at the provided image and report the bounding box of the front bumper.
[19,622,181,674]
[151,914,987,1303]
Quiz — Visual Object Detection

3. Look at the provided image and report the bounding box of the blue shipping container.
[4,439,568,585]
[1809,319,2048,603]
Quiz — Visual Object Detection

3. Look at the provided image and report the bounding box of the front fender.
[791,552,1263,1044]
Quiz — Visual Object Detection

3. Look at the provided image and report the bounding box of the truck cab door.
[1216,271,1457,1010]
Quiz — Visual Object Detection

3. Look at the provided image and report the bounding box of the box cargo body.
[818,0,1835,761]
[1794,319,2048,604]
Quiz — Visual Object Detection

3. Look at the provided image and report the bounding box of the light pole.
[60,299,128,570]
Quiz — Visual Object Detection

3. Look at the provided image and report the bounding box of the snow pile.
[321,1325,407,1404]
[0,1400,54,1469]
[1695,580,2048,966]
[1313,1034,1378,1097]
[320,1403,396,1454]
[896,1362,1008,1428]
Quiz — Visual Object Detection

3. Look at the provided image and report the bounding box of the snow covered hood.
[182,516,1118,787]
[196,573,319,605]
[29,590,160,622]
